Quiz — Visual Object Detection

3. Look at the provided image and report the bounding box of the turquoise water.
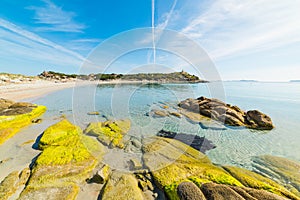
[31,82,300,169]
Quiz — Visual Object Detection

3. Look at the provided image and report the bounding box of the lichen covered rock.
[100,171,144,200]
[84,119,131,148]
[142,137,298,200]
[0,167,31,200]
[0,99,46,145]
[19,120,104,200]
[177,182,206,200]
[142,136,242,199]
[223,166,298,199]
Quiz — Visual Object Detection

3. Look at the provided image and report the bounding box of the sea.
[30,81,300,169]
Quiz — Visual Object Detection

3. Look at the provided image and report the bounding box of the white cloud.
[27,0,85,32]
[160,0,300,61]
[0,18,97,72]
[0,18,86,61]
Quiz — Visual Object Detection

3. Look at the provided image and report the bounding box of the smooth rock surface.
[177,182,206,200]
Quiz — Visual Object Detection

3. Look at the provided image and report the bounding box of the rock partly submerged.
[179,96,274,130]
[142,136,298,200]
[251,155,300,197]
[157,129,216,154]
[0,98,46,145]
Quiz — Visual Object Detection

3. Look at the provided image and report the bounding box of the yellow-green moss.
[203,167,243,186]
[164,182,181,200]
[20,120,105,199]
[84,119,131,148]
[0,105,46,145]
[223,166,299,199]
[188,177,211,187]
[0,171,19,200]
[36,119,103,166]
[38,119,81,149]
[143,137,299,200]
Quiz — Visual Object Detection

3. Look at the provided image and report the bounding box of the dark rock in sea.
[246,110,273,130]
[177,182,206,200]
[178,96,274,130]
[157,130,216,153]
[32,118,42,123]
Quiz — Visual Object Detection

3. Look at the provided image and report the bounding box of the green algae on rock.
[223,166,298,199]
[252,155,300,197]
[142,136,242,199]
[0,98,46,145]
[142,136,298,200]
[18,119,105,200]
[84,119,131,148]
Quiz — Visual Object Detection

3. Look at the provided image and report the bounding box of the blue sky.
[0,0,299,81]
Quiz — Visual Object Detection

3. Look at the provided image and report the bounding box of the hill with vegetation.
[38,70,207,83]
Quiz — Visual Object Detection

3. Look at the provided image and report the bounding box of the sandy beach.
[0,79,181,102]
[0,81,81,101]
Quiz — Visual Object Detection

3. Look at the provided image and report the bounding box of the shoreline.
[0,79,206,102]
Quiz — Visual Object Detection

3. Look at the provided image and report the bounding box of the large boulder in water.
[246,110,274,130]
[178,96,274,130]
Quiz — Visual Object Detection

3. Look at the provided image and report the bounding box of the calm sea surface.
[32,81,300,169]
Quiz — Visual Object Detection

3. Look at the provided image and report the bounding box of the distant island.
[0,70,207,85]
[37,70,208,83]
[225,80,258,82]
[290,80,300,82]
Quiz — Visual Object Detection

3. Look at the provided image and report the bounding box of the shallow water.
[28,81,300,169]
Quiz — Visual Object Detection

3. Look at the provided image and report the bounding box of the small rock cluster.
[179,96,274,130]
